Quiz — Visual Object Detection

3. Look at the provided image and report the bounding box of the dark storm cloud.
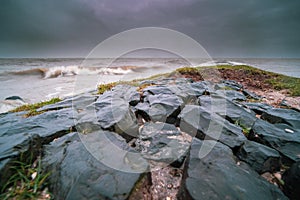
[0,0,299,57]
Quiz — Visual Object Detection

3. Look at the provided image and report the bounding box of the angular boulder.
[95,86,139,139]
[237,140,281,174]
[135,122,191,164]
[249,119,300,163]
[43,131,147,200]
[0,108,76,186]
[135,93,183,123]
[178,139,288,200]
[261,108,300,130]
[179,105,246,149]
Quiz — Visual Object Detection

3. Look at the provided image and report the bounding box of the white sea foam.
[13,65,136,79]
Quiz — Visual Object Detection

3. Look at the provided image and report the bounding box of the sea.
[0,58,299,113]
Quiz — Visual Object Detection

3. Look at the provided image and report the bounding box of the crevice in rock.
[147,161,187,200]
[128,173,152,200]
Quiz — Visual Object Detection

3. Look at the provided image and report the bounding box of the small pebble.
[285,128,294,133]
[167,184,173,189]
[274,172,281,180]
[31,172,37,180]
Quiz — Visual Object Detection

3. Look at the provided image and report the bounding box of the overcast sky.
[0,0,299,58]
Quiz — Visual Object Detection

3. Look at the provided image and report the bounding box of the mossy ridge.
[98,65,300,96]
[11,97,61,117]
[198,65,300,96]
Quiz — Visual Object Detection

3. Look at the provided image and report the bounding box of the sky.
[0,0,299,58]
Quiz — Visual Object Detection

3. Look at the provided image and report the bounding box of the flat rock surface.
[249,119,300,163]
[237,140,281,174]
[135,122,191,164]
[179,139,288,200]
[42,131,145,200]
[179,105,246,149]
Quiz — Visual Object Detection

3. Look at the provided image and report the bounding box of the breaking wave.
[11,65,141,79]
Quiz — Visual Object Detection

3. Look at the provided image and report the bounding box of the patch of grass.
[0,156,51,200]
[175,67,201,74]
[266,75,300,96]
[11,97,61,117]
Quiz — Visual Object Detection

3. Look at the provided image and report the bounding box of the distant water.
[0,57,299,113]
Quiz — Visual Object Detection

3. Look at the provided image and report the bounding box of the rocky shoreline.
[0,66,299,199]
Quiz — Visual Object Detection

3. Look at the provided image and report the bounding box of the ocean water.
[0,58,299,113]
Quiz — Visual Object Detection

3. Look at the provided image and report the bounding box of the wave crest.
[12,65,139,79]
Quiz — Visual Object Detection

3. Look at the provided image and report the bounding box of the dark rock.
[142,85,174,95]
[74,104,102,134]
[168,84,199,105]
[197,95,212,108]
[279,99,300,112]
[128,91,140,106]
[4,96,24,101]
[95,86,139,139]
[179,105,246,149]
[0,108,76,186]
[237,140,281,174]
[215,90,247,101]
[217,99,257,131]
[38,93,97,112]
[43,131,147,200]
[249,119,300,163]
[261,108,300,130]
[242,90,262,100]
[221,80,243,90]
[0,108,75,161]
[282,161,300,200]
[199,96,257,130]
[178,139,288,200]
[190,81,213,96]
[135,93,183,123]
[243,102,273,115]
[135,122,190,165]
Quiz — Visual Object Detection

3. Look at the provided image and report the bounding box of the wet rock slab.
[261,108,300,130]
[249,119,300,163]
[95,85,139,138]
[135,122,191,164]
[179,105,246,149]
[42,131,146,200]
[179,139,288,200]
[237,140,281,174]
[0,108,76,185]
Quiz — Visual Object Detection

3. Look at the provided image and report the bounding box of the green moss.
[97,82,117,94]
[235,120,251,137]
[11,97,61,117]
[0,156,51,200]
